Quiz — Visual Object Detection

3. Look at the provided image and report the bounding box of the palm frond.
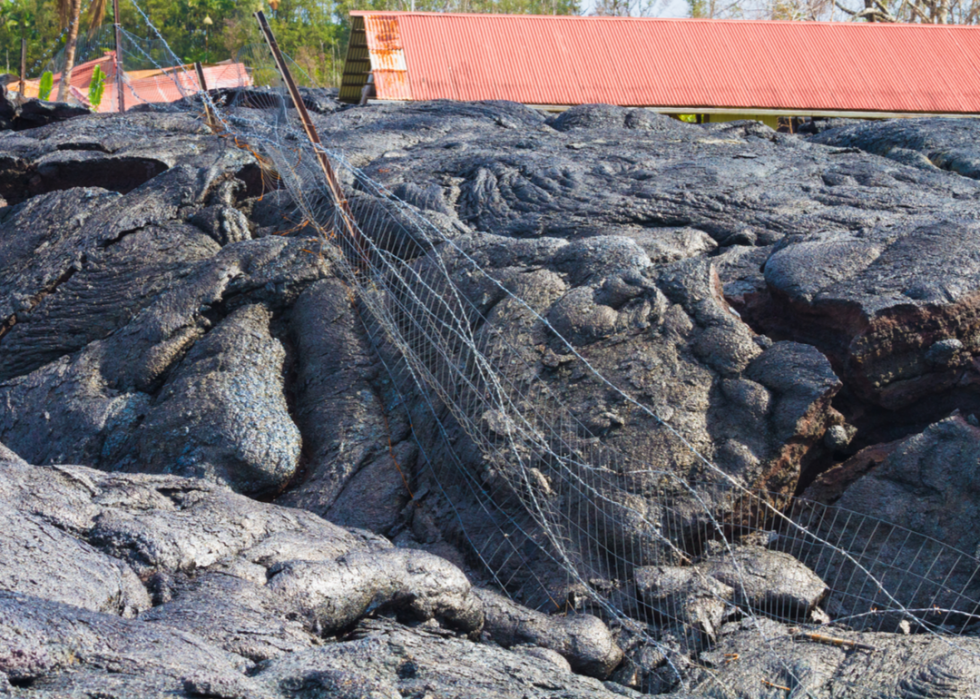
[56,0,73,29]
[86,0,107,34]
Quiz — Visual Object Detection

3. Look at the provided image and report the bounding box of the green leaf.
[88,64,106,109]
[39,71,53,100]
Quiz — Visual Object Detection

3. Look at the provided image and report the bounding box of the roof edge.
[368,99,980,118]
[346,10,980,28]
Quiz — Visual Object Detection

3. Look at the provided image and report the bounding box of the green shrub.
[39,71,53,101]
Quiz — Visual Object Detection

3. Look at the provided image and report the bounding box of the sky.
[579,0,693,18]
[642,0,690,15]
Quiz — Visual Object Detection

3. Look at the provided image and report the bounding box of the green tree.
[135,0,238,64]
[55,0,107,101]
[0,1,57,76]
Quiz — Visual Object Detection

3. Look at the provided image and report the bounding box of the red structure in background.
[342,12,980,117]
[22,52,251,112]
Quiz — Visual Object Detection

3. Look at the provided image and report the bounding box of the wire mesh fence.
[50,3,980,694]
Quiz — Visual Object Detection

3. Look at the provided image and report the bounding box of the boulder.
[267,548,484,635]
[139,572,314,662]
[693,617,980,699]
[275,277,412,532]
[694,545,828,622]
[636,545,827,633]
[0,87,89,131]
[810,117,980,180]
[392,232,841,607]
[474,587,624,679]
[254,617,629,699]
[0,591,267,698]
[752,222,980,410]
[123,303,302,497]
[798,415,980,628]
[0,502,149,617]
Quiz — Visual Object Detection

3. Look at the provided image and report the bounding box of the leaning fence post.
[253,10,367,272]
[194,61,218,131]
[113,0,125,112]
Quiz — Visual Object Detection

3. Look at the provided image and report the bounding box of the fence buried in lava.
[95,4,980,694]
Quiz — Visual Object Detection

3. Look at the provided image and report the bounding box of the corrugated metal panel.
[349,11,980,114]
[340,16,371,102]
[365,15,413,100]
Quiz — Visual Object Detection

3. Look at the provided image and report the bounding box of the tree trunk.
[56,0,83,103]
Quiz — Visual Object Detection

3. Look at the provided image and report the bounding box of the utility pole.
[113,0,125,112]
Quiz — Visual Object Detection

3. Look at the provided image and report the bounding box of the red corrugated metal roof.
[348,12,980,113]
[24,57,252,112]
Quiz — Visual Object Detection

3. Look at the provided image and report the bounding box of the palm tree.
[55,0,106,102]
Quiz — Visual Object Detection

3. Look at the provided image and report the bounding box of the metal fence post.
[113,0,125,112]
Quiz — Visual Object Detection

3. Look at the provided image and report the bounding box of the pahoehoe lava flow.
[1,85,980,698]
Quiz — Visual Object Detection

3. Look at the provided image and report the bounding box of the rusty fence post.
[113,0,125,112]
[194,61,218,130]
[19,38,26,97]
[253,10,367,271]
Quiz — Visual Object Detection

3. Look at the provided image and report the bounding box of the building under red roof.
[340,12,980,123]
[23,52,251,113]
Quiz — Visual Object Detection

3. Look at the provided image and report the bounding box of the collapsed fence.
[70,4,980,695]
